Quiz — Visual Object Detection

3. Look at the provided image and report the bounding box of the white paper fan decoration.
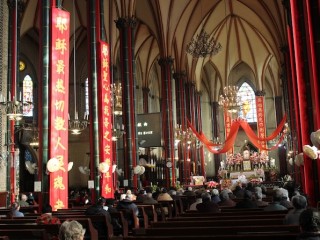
[68,162,73,171]
[79,166,90,175]
[25,161,37,174]
[47,158,60,173]
[303,145,318,159]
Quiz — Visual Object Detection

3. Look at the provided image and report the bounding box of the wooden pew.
[139,225,300,236]
[181,209,288,216]
[0,229,48,240]
[58,215,113,240]
[124,233,298,240]
[167,213,286,221]
[0,224,60,237]
[151,218,285,228]
[110,211,129,238]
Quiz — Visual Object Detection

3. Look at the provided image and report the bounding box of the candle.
[19,91,22,101]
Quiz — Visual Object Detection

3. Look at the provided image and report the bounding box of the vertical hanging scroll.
[49,8,70,210]
[256,95,267,151]
[98,41,114,198]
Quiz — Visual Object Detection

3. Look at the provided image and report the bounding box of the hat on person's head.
[188,187,192,191]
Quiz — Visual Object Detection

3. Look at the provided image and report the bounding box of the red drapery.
[188,115,287,154]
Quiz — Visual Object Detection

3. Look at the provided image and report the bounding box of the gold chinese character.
[54,116,66,131]
[103,131,111,140]
[103,70,108,81]
[103,93,110,104]
[54,176,65,190]
[105,158,111,165]
[54,199,65,210]
[103,118,110,128]
[103,58,109,69]
[104,106,110,116]
[56,17,68,33]
[55,79,66,93]
[55,100,65,111]
[104,172,111,179]
[102,45,108,56]
[104,145,111,155]
[104,184,112,193]
[56,155,66,172]
[56,60,65,74]
[55,38,67,54]
[55,137,66,150]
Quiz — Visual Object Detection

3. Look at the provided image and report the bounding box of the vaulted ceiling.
[20,0,288,101]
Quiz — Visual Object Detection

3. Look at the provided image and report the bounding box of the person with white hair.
[211,189,221,204]
[219,190,236,207]
[253,187,268,207]
[116,192,139,229]
[278,188,293,209]
[19,194,29,207]
[284,195,307,225]
[263,189,288,211]
[59,220,86,240]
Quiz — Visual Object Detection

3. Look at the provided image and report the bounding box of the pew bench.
[0,229,48,240]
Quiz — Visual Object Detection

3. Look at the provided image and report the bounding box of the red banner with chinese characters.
[49,8,70,210]
[224,111,233,154]
[255,96,267,151]
[98,41,114,198]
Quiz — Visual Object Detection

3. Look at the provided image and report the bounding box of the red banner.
[255,96,267,151]
[224,111,233,154]
[49,8,70,210]
[98,41,114,198]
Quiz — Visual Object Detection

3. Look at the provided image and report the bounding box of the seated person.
[18,194,29,207]
[263,189,288,211]
[235,190,258,209]
[116,194,139,229]
[59,220,86,240]
[7,202,24,218]
[238,172,247,183]
[189,192,202,210]
[219,190,236,207]
[85,197,112,237]
[297,208,320,240]
[284,195,307,225]
[36,204,60,224]
[253,187,268,207]
[196,192,220,213]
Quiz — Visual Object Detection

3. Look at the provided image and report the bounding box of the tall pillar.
[211,101,221,175]
[38,0,50,209]
[173,72,187,184]
[87,0,100,200]
[0,0,9,197]
[195,91,205,176]
[116,17,138,188]
[142,87,149,113]
[158,57,175,187]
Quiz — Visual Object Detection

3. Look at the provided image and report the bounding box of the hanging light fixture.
[111,82,122,116]
[218,85,242,113]
[186,1,221,58]
[68,0,88,135]
[0,93,26,121]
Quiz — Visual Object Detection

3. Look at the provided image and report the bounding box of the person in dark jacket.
[235,190,258,209]
[284,195,307,225]
[297,208,320,240]
[196,192,220,213]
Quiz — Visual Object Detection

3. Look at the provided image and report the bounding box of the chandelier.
[68,2,88,135]
[111,82,122,116]
[29,126,39,149]
[175,124,197,145]
[218,86,242,113]
[186,28,222,58]
[111,124,125,141]
[0,93,32,121]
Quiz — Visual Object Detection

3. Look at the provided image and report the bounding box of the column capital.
[255,90,265,96]
[158,57,174,66]
[115,17,137,29]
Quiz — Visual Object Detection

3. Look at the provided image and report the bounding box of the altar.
[229,171,257,179]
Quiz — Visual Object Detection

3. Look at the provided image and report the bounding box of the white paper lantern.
[133,165,142,175]
[98,162,110,173]
[303,145,318,160]
[47,158,60,173]
[112,164,117,173]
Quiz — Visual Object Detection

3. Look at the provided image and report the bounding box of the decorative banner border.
[98,41,114,198]
[49,8,70,210]
[255,96,267,151]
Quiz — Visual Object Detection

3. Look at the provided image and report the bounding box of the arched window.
[238,82,257,122]
[23,75,33,117]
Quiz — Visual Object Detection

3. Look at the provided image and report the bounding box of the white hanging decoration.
[98,162,110,173]
[303,145,318,160]
[68,162,74,171]
[47,158,60,173]
[112,164,117,173]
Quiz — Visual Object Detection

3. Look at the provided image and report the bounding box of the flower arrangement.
[206,181,219,188]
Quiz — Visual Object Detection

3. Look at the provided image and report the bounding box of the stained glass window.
[23,75,33,117]
[84,78,89,115]
[238,82,257,122]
